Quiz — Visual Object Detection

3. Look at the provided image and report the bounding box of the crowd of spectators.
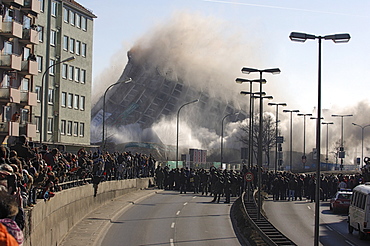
[0,135,156,245]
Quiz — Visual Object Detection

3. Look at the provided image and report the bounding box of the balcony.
[19,122,36,138]
[23,0,40,15]
[0,121,20,136]
[0,21,23,39]
[0,54,22,71]
[20,28,39,45]
[0,87,20,103]
[20,91,37,106]
[2,0,24,8]
[20,60,38,75]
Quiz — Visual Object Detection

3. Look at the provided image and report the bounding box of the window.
[81,69,86,83]
[51,1,57,16]
[79,96,85,110]
[4,41,13,55]
[48,88,54,104]
[39,0,44,12]
[73,122,78,136]
[20,109,29,124]
[81,16,87,31]
[23,47,30,61]
[67,121,72,135]
[81,43,86,57]
[76,14,81,28]
[50,30,56,46]
[37,56,42,72]
[47,118,53,133]
[21,78,29,92]
[75,41,80,55]
[69,10,75,26]
[38,26,44,42]
[35,86,41,101]
[79,123,84,137]
[61,92,67,107]
[61,120,66,135]
[67,93,73,108]
[68,65,74,80]
[63,8,69,22]
[73,94,79,109]
[69,38,75,53]
[2,74,10,88]
[35,116,40,132]
[63,36,68,50]
[3,106,10,122]
[62,64,67,79]
[49,60,55,75]
[23,16,31,29]
[74,67,80,82]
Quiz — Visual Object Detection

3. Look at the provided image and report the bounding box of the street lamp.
[237,78,266,169]
[40,56,75,145]
[297,113,313,171]
[221,112,239,168]
[101,78,132,151]
[352,123,370,168]
[322,122,334,168]
[332,114,353,170]
[268,102,287,173]
[176,99,199,169]
[290,31,350,246]
[283,109,300,172]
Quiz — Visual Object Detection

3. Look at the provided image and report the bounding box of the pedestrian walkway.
[59,188,159,246]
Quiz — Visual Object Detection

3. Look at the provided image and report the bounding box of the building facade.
[34,0,95,151]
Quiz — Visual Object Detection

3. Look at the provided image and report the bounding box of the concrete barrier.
[23,178,154,246]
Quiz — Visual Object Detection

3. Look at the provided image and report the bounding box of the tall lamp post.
[322,122,334,169]
[176,99,199,169]
[297,113,313,171]
[221,112,238,167]
[283,109,299,172]
[242,65,280,221]
[332,114,353,170]
[236,78,266,169]
[40,56,75,145]
[268,102,287,173]
[290,31,350,246]
[352,123,370,168]
[102,78,132,151]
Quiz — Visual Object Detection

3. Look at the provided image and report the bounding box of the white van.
[348,183,370,239]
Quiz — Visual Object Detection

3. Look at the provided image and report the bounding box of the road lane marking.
[345,240,356,246]
[170,238,174,246]
[193,196,196,199]
[171,222,175,228]
[184,202,188,206]
[326,226,333,231]
[176,211,180,215]
[307,206,311,210]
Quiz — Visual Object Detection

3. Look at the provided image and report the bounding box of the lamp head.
[62,56,76,62]
[241,67,259,74]
[236,78,266,84]
[289,32,316,42]
[324,33,350,43]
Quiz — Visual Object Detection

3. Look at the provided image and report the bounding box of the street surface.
[100,190,241,246]
[264,195,370,246]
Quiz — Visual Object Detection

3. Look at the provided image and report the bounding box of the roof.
[62,0,97,18]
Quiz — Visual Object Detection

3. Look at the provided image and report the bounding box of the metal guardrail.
[241,191,297,246]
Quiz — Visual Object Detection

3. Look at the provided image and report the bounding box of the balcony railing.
[2,0,24,7]
[23,0,40,15]
[1,21,23,38]
[0,87,21,104]
[20,28,39,44]
[20,60,38,75]
[0,54,22,71]
[19,122,36,138]
[20,91,37,106]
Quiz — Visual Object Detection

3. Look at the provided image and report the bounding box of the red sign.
[244,172,254,182]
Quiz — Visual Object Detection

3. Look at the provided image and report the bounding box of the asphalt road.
[99,190,242,246]
[264,195,370,246]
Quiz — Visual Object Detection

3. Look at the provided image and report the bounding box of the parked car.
[330,189,352,213]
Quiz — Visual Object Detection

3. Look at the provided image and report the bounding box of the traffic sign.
[244,172,254,182]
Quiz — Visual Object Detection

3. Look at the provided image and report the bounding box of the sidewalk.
[59,188,159,246]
